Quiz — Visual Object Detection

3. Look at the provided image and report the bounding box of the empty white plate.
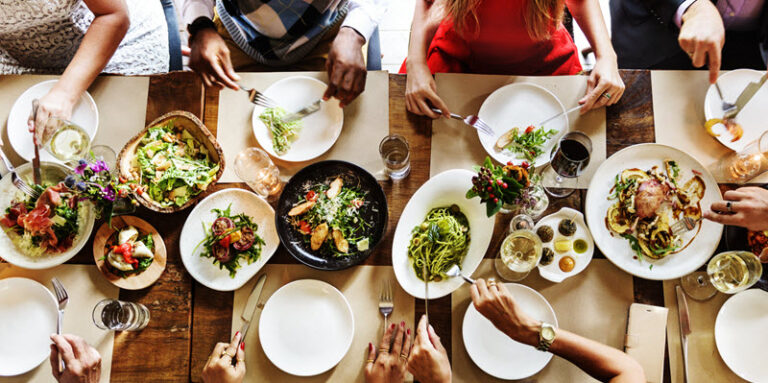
[704,69,767,152]
[477,83,567,168]
[0,278,58,376]
[715,289,768,382]
[7,80,99,162]
[259,279,354,376]
[463,283,557,380]
[251,76,343,162]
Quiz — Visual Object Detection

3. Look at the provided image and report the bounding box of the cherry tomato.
[299,221,312,235]
[525,125,534,134]
[521,161,529,169]
[232,227,255,251]
[212,217,235,236]
[218,235,231,248]
[306,190,318,202]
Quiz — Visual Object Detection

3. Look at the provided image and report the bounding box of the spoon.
[445,264,475,284]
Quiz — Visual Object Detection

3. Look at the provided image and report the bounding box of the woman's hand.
[470,278,541,346]
[578,54,624,114]
[29,86,78,146]
[202,332,246,383]
[49,334,102,383]
[704,187,768,231]
[364,321,411,383]
[406,315,451,383]
[405,61,449,119]
[189,27,241,90]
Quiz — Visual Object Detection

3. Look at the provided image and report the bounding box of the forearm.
[407,0,442,67]
[566,0,616,60]
[549,329,644,382]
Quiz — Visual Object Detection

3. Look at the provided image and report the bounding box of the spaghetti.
[408,205,470,281]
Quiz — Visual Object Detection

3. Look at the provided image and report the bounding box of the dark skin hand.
[323,27,367,108]
[188,27,241,90]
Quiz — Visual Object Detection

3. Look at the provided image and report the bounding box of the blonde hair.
[440,0,564,40]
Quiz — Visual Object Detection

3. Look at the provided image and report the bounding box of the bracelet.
[187,16,216,41]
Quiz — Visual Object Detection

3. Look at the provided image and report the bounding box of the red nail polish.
[391,323,395,329]
[240,342,245,350]
[400,321,405,327]
[407,329,411,335]
[235,331,240,337]
[369,342,373,350]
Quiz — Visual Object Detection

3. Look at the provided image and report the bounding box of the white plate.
[478,83,567,168]
[534,207,594,283]
[0,278,58,376]
[259,279,354,376]
[715,289,768,382]
[0,162,95,269]
[179,189,279,291]
[585,144,723,280]
[704,69,767,152]
[251,76,343,162]
[392,169,495,299]
[7,80,99,162]
[463,283,557,380]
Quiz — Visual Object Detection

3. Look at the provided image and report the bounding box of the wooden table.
[58,70,713,382]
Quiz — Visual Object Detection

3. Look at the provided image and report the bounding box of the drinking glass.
[92,299,150,331]
[543,132,592,198]
[719,130,768,184]
[234,148,282,199]
[379,135,410,180]
[43,117,91,162]
[495,214,542,281]
[90,145,117,173]
[679,271,718,301]
[707,251,762,294]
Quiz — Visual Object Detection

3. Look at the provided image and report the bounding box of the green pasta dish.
[259,107,303,155]
[133,120,220,208]
[408,205,470,282]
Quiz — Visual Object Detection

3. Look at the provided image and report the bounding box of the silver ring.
[601,92,612,100]
[726,201,733,213]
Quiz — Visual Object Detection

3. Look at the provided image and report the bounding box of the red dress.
[399,0,582,75]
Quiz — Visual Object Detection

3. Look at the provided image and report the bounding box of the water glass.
[543,131,592,198]
[719,130,768,184]
[379,135,410,180]
[92,299,150,331]
[234,148,282,199]
[90,145,117,173]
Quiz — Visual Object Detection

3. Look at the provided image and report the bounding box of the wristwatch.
[536,323,556,352]
[187,16,216,41]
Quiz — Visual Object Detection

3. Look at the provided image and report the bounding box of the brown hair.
[440,0,564,40]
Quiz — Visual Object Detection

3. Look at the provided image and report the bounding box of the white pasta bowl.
[392,169,495,299]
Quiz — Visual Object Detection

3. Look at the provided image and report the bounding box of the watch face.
[542,326,556,341]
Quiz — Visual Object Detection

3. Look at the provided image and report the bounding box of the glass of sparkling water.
[43,117,91,162]
[496,214,542,281]
[92,299,150,331]
[707,251,763,294]
[379,135,410,180]
[234,147,282,199]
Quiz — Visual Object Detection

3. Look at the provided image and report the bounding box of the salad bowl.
[117,110,225,213]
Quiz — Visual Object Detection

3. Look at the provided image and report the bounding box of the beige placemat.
[0,74,149,168]
[651,70,768,184]
[0,264,119,383]
[451,259,634,383]
[662,281,745,383]
[216,71,389,183]
[232,264,414,382]
[431,73,606,189]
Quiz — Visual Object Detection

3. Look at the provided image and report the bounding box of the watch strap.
[187,16,216,41]
[536,323,555,352]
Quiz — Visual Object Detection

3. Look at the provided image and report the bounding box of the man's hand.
[50,334,102,383]
[189,26,241,90]
[704,187,768,231]
[678,0,725,83]
[324,27,367,108]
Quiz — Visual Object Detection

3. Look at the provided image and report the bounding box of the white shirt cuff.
[675,0,698,27]
[183,1,215,26]
[341,8,377,43]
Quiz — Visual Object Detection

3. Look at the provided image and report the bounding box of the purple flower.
[75,162,88,175]
[101,185,116,202]
[89,160,109,174]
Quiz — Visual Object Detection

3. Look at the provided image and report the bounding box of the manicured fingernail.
[369,342,373,351]
[407,329,411,335]
[240,342,245,350]
[390,323,395,329]
[235,331,240,337]
[400,321,405,327]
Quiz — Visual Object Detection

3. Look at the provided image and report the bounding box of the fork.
[671,217,700,236]
[238,84,279,108]
[714,81,738,119]
[445,264,475,284]
[51,278,69,371]
[378,280,394,331]
[430,108,495,136]
[0,135,40,199]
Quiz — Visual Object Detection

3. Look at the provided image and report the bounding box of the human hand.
[678,0,725,83]
[364,321,412,383]
[324,27,367,108]
[29,87,77,146]
[189,27,241,90]
[470,278,541,346]
[404,61,449,119]
[201,332,245,383]
[579,54,624,113]
[49,334,102,383]
[703,187,768,231]
[406,315,451,383]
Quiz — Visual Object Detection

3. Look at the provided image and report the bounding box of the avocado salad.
[134,120,219,208]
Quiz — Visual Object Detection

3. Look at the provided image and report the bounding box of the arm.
[567,0,625,112]
[184,0,241,89]
[677,0,724,83]
[404,0,450,118]
[31,0,129,144]
[471,279,645,383]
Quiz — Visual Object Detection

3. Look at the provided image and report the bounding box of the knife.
[675,285,691,383]
[31,99,41,185]
[282,99,323,123]
[732,73,767,118]
[232,274,267,365]
[423,262,429,324]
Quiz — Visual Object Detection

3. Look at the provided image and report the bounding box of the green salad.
[495,125,558,162]
[259,107,302,155]
[134,120,219,208]
[195,204,265,278]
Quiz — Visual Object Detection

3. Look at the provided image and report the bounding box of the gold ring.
[367,358,375,363]
[379,348,389,353]
[601,92,611,99]
[236,358,245,363]
[221,351,234,359]
[400,353,408,360]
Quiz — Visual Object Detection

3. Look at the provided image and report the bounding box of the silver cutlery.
[239,85,279,109]
[422,263,429,324]
[535,105,582,127]
[282,99,323,123]
[0,136,40,199]
[730,73,767,119]
[31,99,42,185]
[430,108,494,136]
[713,81,737,119]
[233,273,267,364]
[378,280,394,330]
[52,278,69,372]
[445,264,475,284]
[671,217,700,236]
[675,285,691,383]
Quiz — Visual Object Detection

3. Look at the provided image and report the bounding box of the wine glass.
[495,214,542,281]
[543,132,592,198]
[234,148,282,200]
[681,250,763,300]
[718,130,768,184]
